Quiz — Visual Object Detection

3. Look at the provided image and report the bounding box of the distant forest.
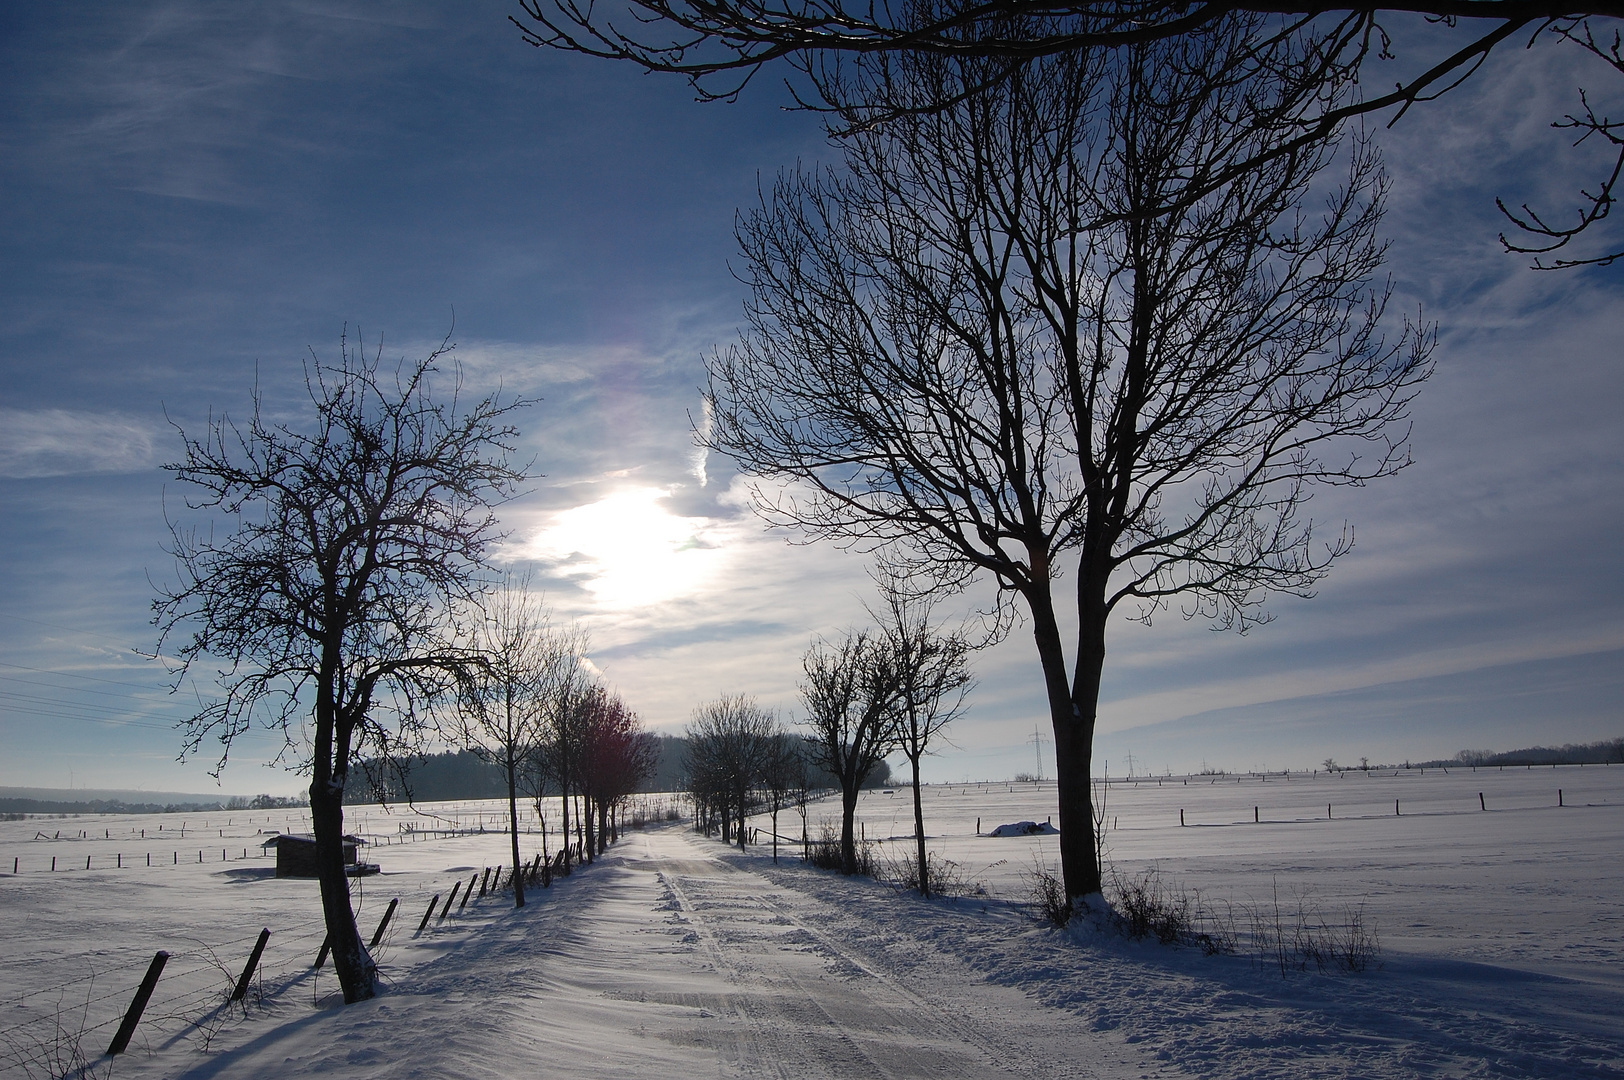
[0,798,228,816]
[1431,738,1624,768]
[346,735,894,805]
[0,793,306,816]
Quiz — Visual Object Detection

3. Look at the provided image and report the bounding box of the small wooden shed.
[261,833,367,878]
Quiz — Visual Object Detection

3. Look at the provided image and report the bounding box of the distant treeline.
[0,798,226,816]
[347,736,893,805]
[1441,738,1624,768]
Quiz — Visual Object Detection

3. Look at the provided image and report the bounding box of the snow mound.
[986,820,1058,837]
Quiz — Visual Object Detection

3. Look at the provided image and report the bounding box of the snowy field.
[0,765,1619,1079]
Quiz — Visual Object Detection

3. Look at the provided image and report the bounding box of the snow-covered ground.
[1,765,1619,1078]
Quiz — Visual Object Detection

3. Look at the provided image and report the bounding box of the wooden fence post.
[231,929,271,1001]
[106,951,169,1056]
[438,881,462,921]
[369,898,399,948]
[313,934,332,969]
[415,895,439,937]
[459,874,478,910]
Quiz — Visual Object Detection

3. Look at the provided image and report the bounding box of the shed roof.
[260,832,366,848]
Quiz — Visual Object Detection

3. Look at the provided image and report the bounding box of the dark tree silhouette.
[685,694,776,846]
[153,331,529,1002]
[872,583,974,897]
[706,31,1433,901]
[578,688,657,853]
[799,631,899,873]
[513,1,1624,265]
[531,621,595,873]
[458,569,556,907]
[758,728,810,861]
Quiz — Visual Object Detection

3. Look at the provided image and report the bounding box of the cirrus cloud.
[0,408,158,478]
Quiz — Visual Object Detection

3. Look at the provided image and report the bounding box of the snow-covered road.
[149,826,1157,1080]
[7,768,1621,1079]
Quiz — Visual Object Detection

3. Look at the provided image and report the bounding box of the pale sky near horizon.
[1,3,1619,797]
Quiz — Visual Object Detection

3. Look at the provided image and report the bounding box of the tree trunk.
[584,793,597,862]
[840,783,859,874]
[771,806,779,862]
[559,775,572,874]
[910,753,927,897]
[506,754,525,908]
[1027,580,1104,901]
[309,766,372,1003]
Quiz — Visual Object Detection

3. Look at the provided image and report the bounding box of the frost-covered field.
[1,765,1619,1079]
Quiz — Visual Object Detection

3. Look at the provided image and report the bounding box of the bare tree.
[458,569,555,907]
[685,694,776,847]
[799,632,899,874]
[514,2,1624,265]
[152,331,529,1002]
[707,33,1433,902]
[578,688,657,855]
[758,728,808,862]
[532,622,595,874]
[872,582,974,897]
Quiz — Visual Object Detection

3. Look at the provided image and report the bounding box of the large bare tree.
[153,331,529,1002]
[514,2,1624,265]
[706,30,1433,902]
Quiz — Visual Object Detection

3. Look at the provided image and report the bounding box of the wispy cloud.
[0,408,157,478]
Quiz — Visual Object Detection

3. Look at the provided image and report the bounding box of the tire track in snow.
[645,830,1050,1080]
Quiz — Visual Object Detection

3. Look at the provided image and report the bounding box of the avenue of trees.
[456,573,658,902]
[685,587,971,891]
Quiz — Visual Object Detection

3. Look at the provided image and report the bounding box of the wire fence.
[0,846,578,1080]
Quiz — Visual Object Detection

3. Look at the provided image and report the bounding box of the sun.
[527,486,724,609]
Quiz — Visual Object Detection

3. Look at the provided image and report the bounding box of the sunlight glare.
[528,486,725,609]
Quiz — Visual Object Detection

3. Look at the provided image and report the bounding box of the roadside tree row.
[686,582,974,895]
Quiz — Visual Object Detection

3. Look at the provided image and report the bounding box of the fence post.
[107,951,169,1056]
[1479,792,1486,811]
[459,874,478,910]
[415,895,439,937]
[369,898,399,948]
[231,928,271,1001]
[478,867,490,896]
[438,881,462,921]
[313,934,332,970]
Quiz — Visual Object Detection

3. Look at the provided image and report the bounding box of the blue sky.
[0,3,1619,795]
